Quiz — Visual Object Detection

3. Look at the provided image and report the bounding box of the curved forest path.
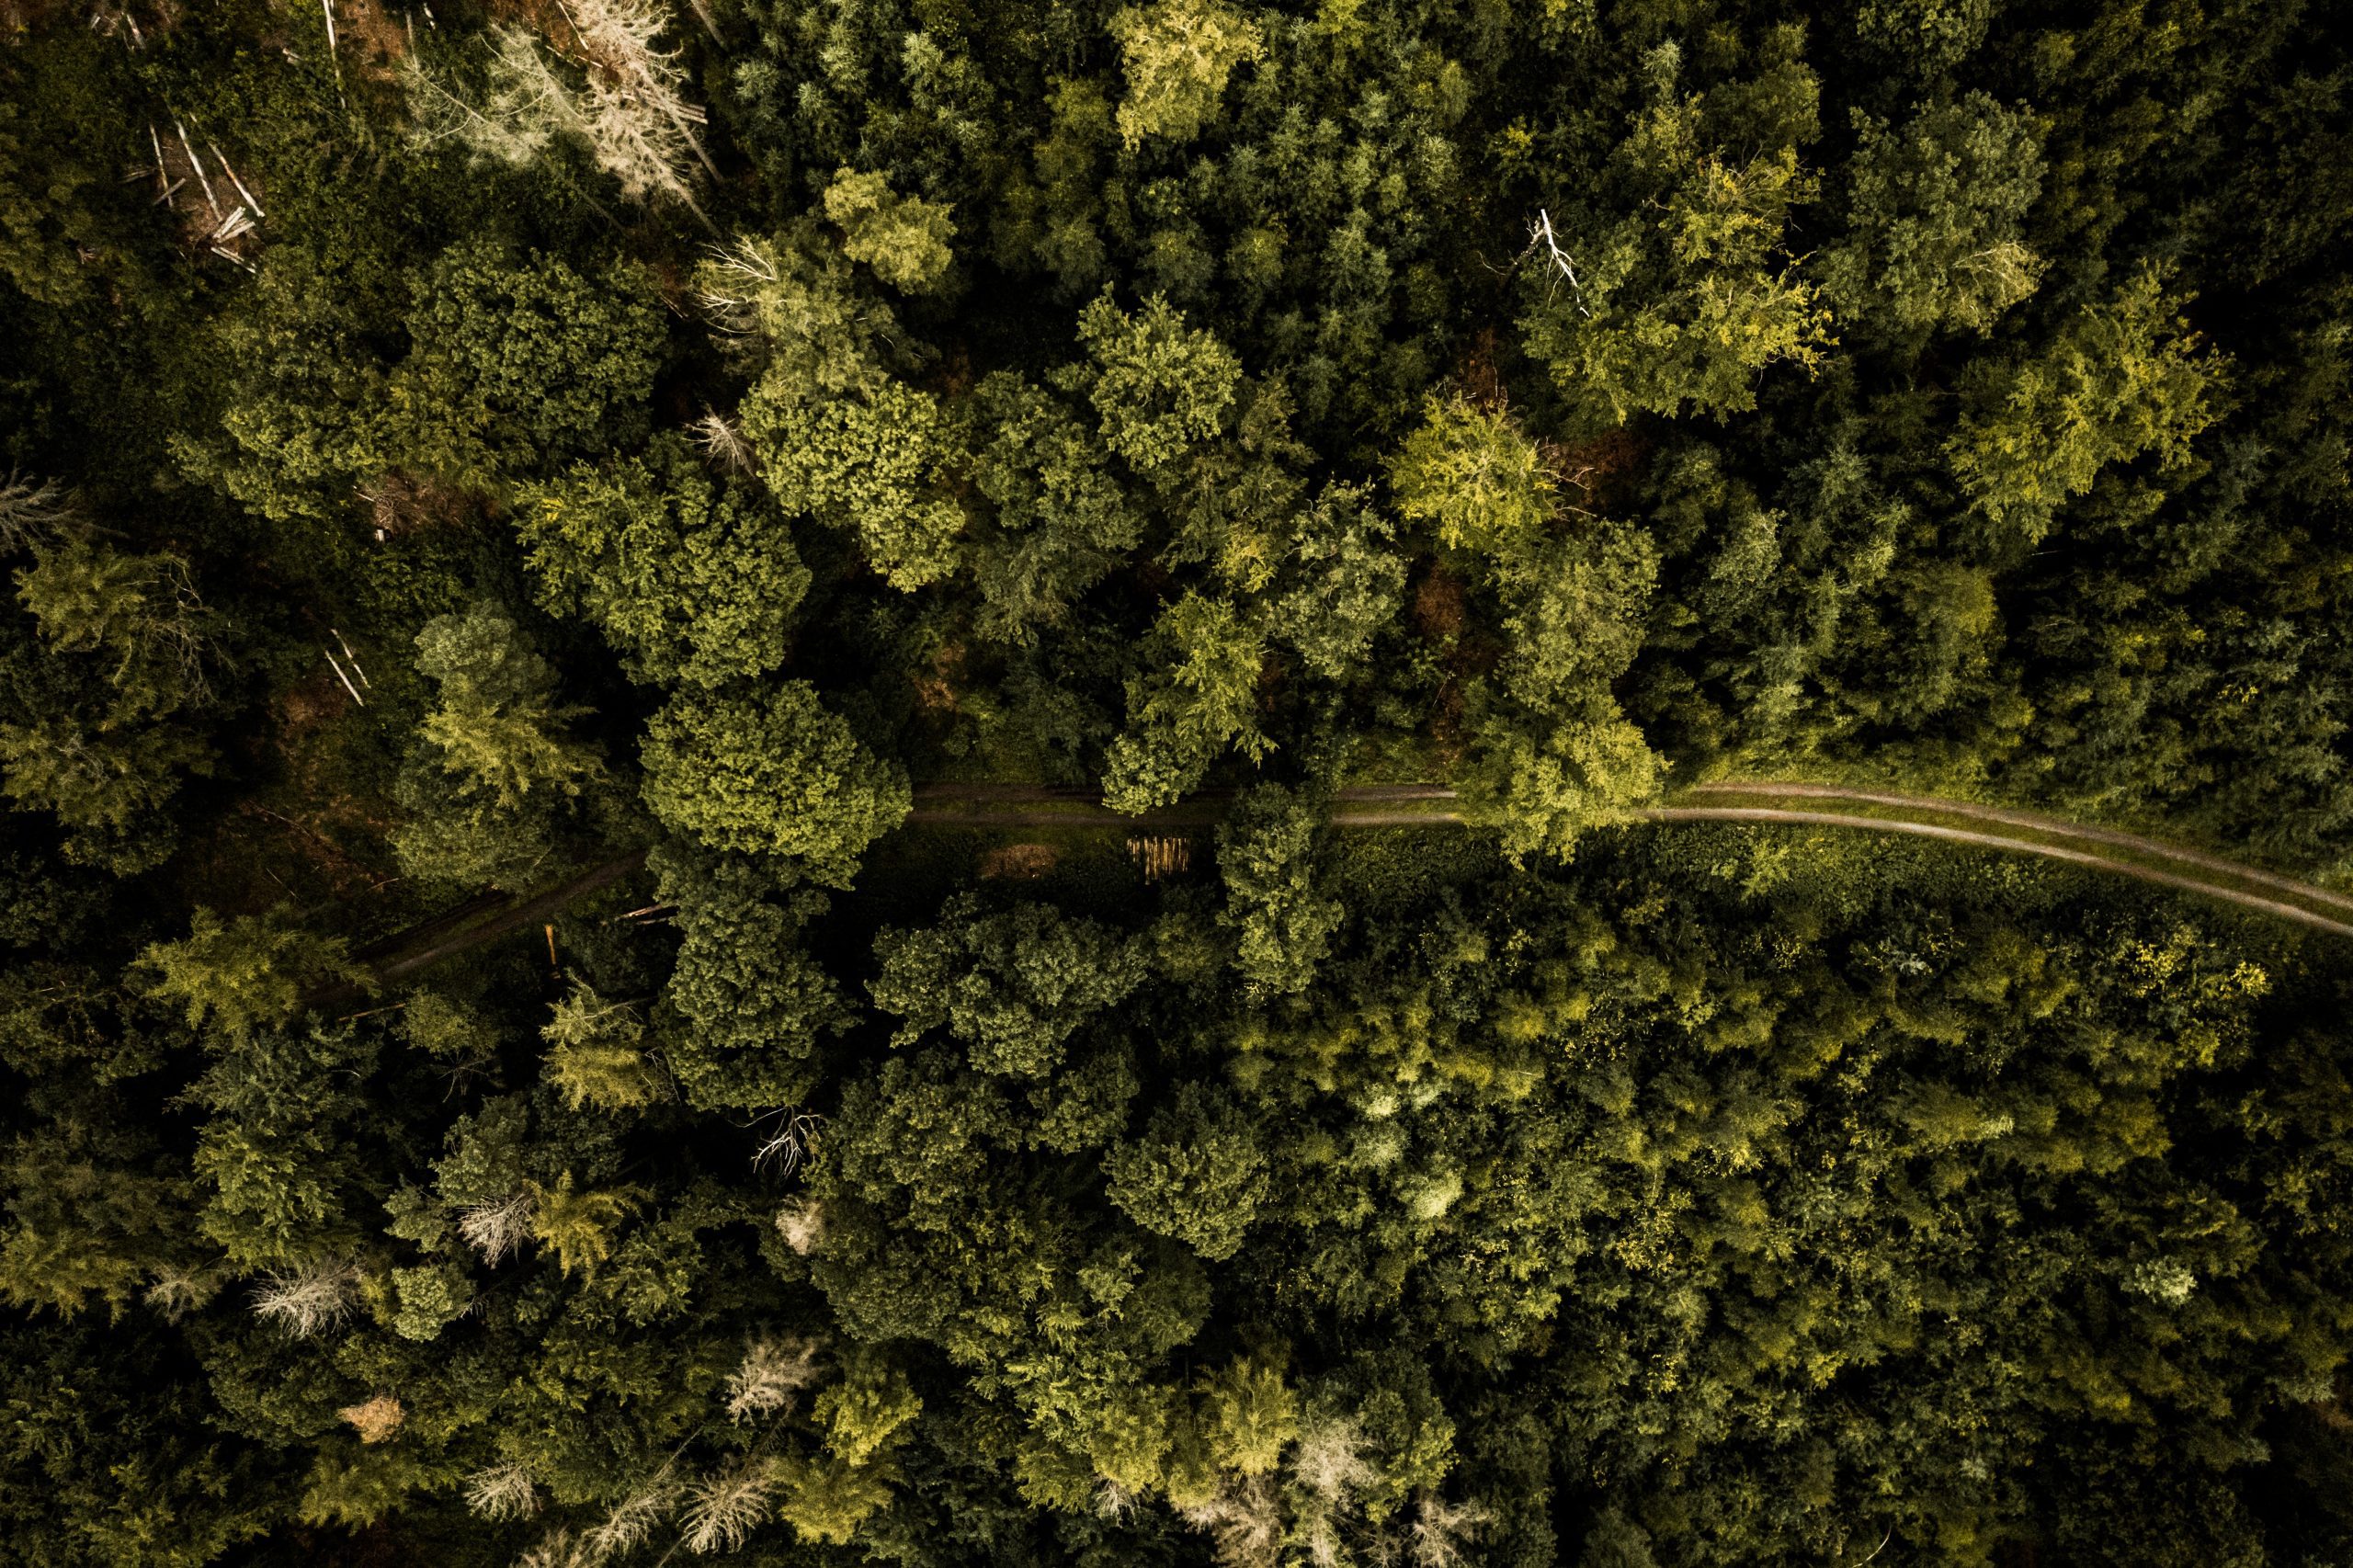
[331,780,2353,1001]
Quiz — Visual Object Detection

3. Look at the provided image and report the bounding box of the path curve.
[330,780,2352,1001]
[1643,805,2353,939]
[1677,780,2353,919]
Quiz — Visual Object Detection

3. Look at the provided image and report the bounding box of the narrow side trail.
[334,780,2353,999]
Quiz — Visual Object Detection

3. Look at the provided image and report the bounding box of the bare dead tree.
[402,3,713,227]
[0,470,76,552]
[250,1258,361,1338]
[687,411,756,474]
[465,1461,545,1522]
[1524,209,1594,318]
[723,1335,823,1423]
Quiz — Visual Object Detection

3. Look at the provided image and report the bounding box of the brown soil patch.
[1552,428,1650,508]
[332,0,409,65]
[979,843,1059,880]
[1456,328,1506,412]
[1411,566,1465,643]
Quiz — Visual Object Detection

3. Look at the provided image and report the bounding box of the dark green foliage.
[6,1,2353,1564]
[641,684,911,883]
[518,436,811,690]
[390,601,608,892]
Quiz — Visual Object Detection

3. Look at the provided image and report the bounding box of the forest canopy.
[5,1,2353,1565]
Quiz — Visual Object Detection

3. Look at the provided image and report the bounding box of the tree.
[1105,1083,1268,1262]
[742,378,966,591]
[525,1172,644,1278]
[870,894,1148,1078]
[1388,396,1556,558]
[1102,594,1269,812]
[1521,33,1834,428]
[517,437,810,689]
[0,717,210,875]
[395,241,664,490]
[138,908,358,1041]
[1272,485,1406,682]
[692,224,902,401]
[541,982,665,1113]
[0,1117,189,1317]
[1454,710,1665,864]
[1,539,219,873]
[965,370,1144,643]
[187,1024,377,1272]
[640,684,910,885]
[1948,267,2227,552]
[1217,786,1340,996]
[403,0,713,214]
[13,539,216,724]
[391,602,607,892]
[1108,0,1264,151]
[652,844,849,1111]
[1819,93,2047,346]
[823,167,957,293]
[1076,291,1244,470]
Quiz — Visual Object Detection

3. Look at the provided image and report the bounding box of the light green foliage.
[1388,396,1556,557]
[1076,292,1243,469]
[1444,479,1665,861]
[1105,1082,1268,1261]
[397,993,498,1062]
[814,1346,923,1466]
[525,1173,644,1278]
[1854,0,1998,74]
[1102,593,1269,812]
[1523,34,1834,426]
[1108,0,1265,150]
[1821,94,2047,343]
[1218,786,1341,995]
[823,167,957,293]
[870,894,1148,1077]
[1496,526,1660,712]
[190,235,657,517]
[14,540,214,725]
[720,222,961,591]
[0,717,210,873]
[188,1025,376,1271]
[519,437,809,688]
[139,908,357,1041]
[743,378,965,591]
[694,224,899,398]
[0,1120,188,1317]
[392,602,606,891]
[774,1449,899,1543]
[389,1262,474,1341]
[1198,1356,1298,1473]
[411,604,600,810]
[542,983,664,1112]
[190,247,397,524]
[1949,267,2227,550]
[1455,710,1666,863]
[641,684,910,884]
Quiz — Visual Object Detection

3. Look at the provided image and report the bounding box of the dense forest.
[6,0,2353,1562]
